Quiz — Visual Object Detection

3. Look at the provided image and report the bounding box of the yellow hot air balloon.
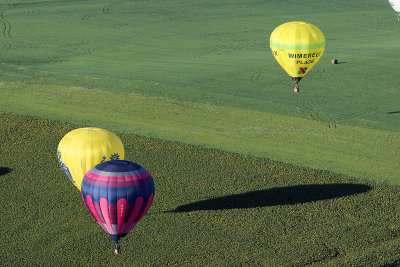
[270,21,325,92]
[57,127,124,191]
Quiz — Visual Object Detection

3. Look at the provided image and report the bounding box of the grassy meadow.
[0,0,400,265]
[0,0,398,184]
[2,112,400,266]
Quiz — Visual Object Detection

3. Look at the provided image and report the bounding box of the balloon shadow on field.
[0,167,11,176]
[170,183,371,212]
[387,111,400,114]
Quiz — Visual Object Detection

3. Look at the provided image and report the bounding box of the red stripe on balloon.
[128,193,154,233]
[122,197,143,234]
[82,194,92,216]
[86,170,150,182]
[83,176,153,187]
[93,201,106,224]
[109,204,117,225]
[84,195,108,233]
[100,198,114,235]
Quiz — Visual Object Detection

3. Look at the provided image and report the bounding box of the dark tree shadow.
[0,167,11,176]
[170,183,371,212]
[387,111,400,114]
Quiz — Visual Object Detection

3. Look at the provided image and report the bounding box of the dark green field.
[1,112,400,266]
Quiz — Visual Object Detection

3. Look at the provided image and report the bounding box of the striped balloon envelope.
[81,160,155,254]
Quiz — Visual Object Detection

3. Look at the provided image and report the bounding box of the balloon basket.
[292,77,301,93]
[115,243,121,255]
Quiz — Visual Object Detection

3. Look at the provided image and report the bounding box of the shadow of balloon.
[387,111,400,114]
[0,167,11,176]
[170,183,371,212]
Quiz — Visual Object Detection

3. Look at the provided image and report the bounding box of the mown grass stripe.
[0,80,398,185]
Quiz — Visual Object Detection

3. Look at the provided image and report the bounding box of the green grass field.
[1,0,400,265]
[0,0,399,184]
[2,112,400,266]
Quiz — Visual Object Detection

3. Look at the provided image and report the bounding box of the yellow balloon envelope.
[270,21,325,92]
[57,127,124,191]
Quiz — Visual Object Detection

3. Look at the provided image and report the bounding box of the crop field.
[1,112,400,266]
[0,0,400,265]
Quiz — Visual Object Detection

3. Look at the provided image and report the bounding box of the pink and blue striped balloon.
[81,160,154,253]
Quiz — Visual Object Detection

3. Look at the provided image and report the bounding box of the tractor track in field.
[250,71,266,81]
[1,42,11,50]
[78,40,96,56]
[297,98,379,129]
[0,14,12,39]
[82,5,112,21]
[102,5,111,14]
[81,14,99,21]
[87,47,96,54]
[314,0,336,8]
[296,98,337,128]
[0,13,13,51]
[336,106,379,122]
[21,9,39,16]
